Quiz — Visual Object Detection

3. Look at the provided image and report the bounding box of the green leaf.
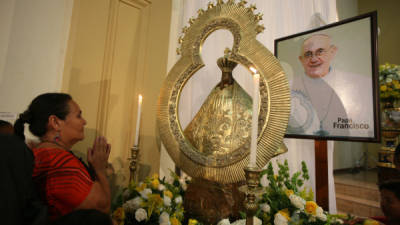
[239,211,247,219]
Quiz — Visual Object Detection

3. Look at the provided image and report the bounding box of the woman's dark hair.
[395,144,400,167]
[14,93,72,140]
[0,119,12,127]
[0,120,14,135]
[379,180,400,200]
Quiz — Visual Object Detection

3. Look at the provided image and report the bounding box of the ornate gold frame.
[157,0,290,183]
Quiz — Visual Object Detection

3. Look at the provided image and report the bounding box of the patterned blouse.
[32,147,94,221]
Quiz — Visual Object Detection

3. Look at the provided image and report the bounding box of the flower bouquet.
[112,171,190,225]
[379,63,400,107]
[111,164,381,225]
[255,160,343,225]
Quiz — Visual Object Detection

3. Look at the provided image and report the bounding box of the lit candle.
[134,95,142,146]
[249,67,259,167]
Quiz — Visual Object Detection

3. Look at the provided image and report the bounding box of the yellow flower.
[144,194,163,218]
[274,175,278,180]
[380,85,387,91]
[285,189,294,197]
[363,219,379,225]
[278,208,290,221]
[112,207,125,224]
[164,190,173,199]
[152,173,159,180]
[151,178,160,189]
[188,219,198,225]
[136,183,147,192]
[170,217,181,225]
[305,201,318,215]
[148,194,163,204]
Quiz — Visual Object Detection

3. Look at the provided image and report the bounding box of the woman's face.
[59,100,87,145]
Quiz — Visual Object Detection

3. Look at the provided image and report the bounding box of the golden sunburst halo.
[157,0,290,184]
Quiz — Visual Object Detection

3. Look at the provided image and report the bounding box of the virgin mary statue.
[184,55,253,156]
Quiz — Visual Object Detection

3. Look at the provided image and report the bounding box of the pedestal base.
[183,178,246,225]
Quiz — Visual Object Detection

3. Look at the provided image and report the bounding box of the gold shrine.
[156,0,290,184]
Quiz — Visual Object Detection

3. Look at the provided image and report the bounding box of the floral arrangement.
[111,164,381,225]
[379,63,400,101]
[253,160,380,225]
[112,171,190,225]
[254,160,338,225]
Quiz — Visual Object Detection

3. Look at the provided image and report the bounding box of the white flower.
[274,213,288,225]
[174,196,183,204]
[316,206,323,214]
[315,207,327,221]
[217,218,230,225]
[230,217,261,225]
[254,217,262,225]
[165,176,174,184]
[163,196,171,207]
[335,218,344,224]
[135,208,147,222]
[260,203,270,213]
[123,197,143,212]
[140,188,152,199]
[159,212,170,224]
[179,178,188,191]
[290,212,301,224]
[158,184,166,191]
[289,194,305,210]
[260,174,269,187]
[132,197,143,208]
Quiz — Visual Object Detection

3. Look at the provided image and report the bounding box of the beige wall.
[62,0,110,153]
[0,0,73,122]
[358,0,400,168]
[140,0,172,179]
[336,0,358,20]
[359,0,400,65]
[63,0,172,184]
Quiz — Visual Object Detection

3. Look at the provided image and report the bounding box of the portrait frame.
[275,11,380,142]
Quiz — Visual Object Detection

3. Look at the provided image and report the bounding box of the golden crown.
[217,57,237,73]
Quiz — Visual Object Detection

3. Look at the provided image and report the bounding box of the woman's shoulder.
[32,147,78,168]
[33,147,72,159]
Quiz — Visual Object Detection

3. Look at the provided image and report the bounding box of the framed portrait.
[275,11,380,142]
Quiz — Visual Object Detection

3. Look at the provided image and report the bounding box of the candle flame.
[139,94,142,103]
[249,66,257,74]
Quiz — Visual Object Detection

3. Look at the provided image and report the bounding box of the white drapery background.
[160,0,338,213]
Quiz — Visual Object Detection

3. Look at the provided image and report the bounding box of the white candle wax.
[134,95,142,146]
[250,72,260,167]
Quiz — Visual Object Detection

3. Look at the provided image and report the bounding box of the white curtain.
[161,0,338,213]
